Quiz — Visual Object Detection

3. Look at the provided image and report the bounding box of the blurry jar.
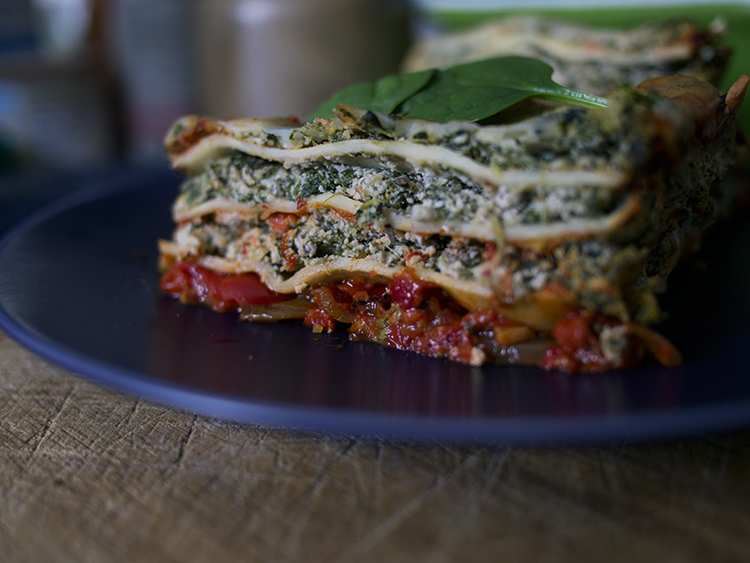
[32,0,93,58]
[192,0,411,120]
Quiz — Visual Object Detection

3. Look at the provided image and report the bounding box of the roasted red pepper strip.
[160,261,292,312]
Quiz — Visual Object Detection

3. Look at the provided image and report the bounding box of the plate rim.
[4,304,750,445]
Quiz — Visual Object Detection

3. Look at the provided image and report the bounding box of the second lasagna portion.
[402,17,731,94]
[160,75,748,371]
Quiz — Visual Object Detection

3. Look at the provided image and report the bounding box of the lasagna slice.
[403,17,731,94]
[159,74,748,372]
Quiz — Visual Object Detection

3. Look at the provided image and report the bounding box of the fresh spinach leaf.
[310,68,437,120]
[401,56,608,121]
[309,56,608,123]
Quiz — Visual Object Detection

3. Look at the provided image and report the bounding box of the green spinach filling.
[178,151,626,228]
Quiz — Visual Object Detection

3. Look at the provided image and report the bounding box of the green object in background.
[415,2,750,131]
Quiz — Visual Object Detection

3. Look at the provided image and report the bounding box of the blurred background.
[0,0,419,234]
[0,0,415,172]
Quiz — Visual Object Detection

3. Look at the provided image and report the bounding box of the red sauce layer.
[540,310,639,372]
[160,261,677,372]
[160,261,292,312]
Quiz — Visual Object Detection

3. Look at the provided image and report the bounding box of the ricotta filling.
[174,152,633,244]
[164,208,660,324]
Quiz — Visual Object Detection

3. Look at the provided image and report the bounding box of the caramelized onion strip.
[239,297,311,322]
[493,325,536,346]
[311,286,356,324]
[626,323,682,367]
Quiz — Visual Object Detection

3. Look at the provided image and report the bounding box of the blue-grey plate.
[1,169,750,444]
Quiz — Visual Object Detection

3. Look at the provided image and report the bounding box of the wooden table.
[1,329,749,563]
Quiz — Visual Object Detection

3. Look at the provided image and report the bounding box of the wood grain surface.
[1,329,749,563]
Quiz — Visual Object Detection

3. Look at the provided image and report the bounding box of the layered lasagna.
[403,17,731,93]
[159,74,748,372]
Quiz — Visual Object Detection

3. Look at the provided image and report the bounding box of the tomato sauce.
[540,310,643,373]
[279,232,299,271]
[266,212,298,234]
[161,262,667,371]
[303,307,337,333]
[169,118,222,155]
[345,270,530,365]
